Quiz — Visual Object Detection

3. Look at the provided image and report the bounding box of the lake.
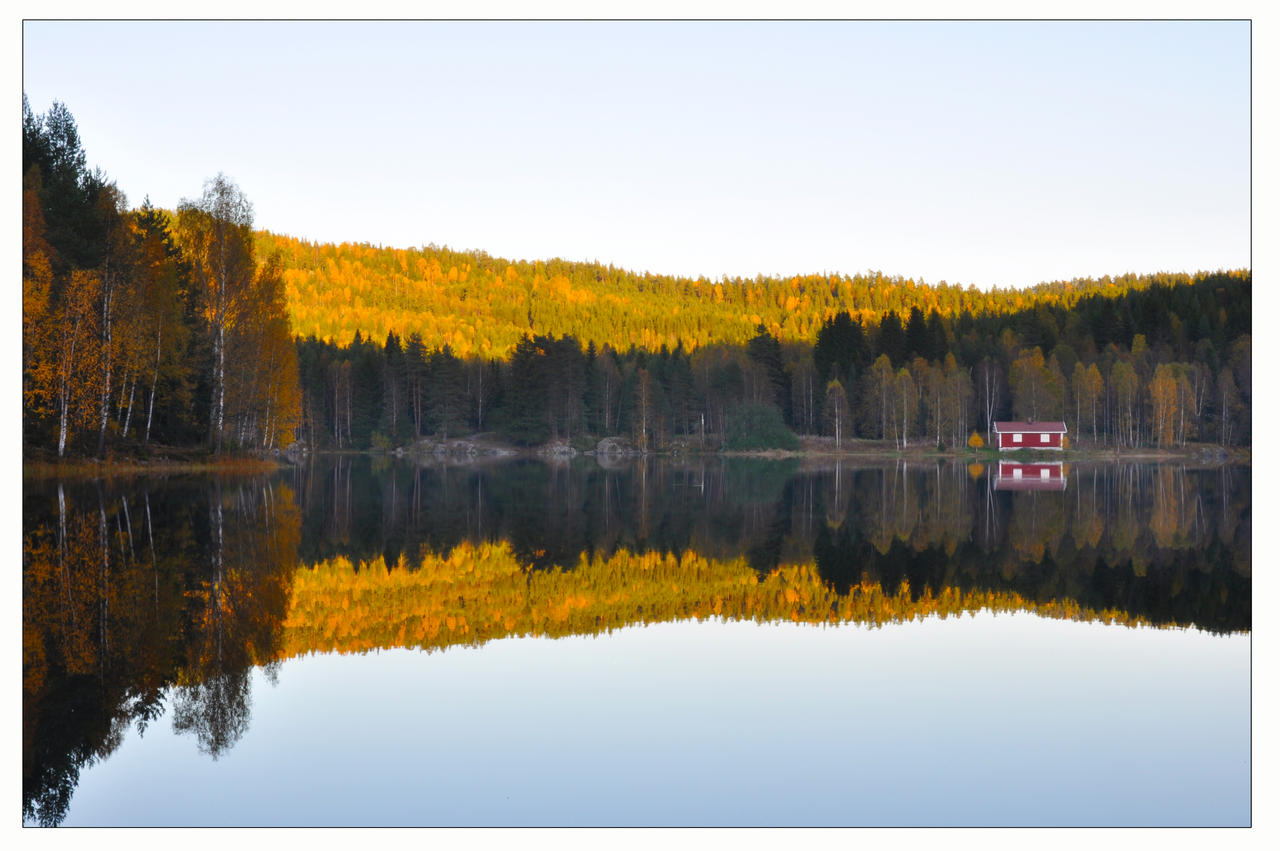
[22,456,1251,826]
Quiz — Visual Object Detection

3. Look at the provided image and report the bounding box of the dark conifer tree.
[403,333,428,438]
[427,346,467,439]
[382,331,408,442]
[925,310,947,362]
[500,336,551,445]
[904,306,929,362]
[878,311,905,366]
[813,312,865,384]
[747,327,792,424]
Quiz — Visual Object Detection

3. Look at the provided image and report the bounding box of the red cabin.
[992,420,1067,451]
[994,461,1067,491]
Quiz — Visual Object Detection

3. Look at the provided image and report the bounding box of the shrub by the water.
[723,404,801,451]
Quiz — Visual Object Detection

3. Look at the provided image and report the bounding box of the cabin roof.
[992,421,1067,432]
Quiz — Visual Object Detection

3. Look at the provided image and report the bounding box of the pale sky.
[22,19,1249,288]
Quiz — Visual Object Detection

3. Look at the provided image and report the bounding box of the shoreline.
[718,443,1251,464]
[22,454,289,481]
[24,440,1249,479]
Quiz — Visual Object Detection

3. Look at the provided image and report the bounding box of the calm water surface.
[22,457,1251,826]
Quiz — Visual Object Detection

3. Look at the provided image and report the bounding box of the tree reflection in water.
[23,458,1249,824]
[23,477,297,824]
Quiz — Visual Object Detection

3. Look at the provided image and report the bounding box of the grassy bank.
[22,446,288,480]
[714,436,1250,464]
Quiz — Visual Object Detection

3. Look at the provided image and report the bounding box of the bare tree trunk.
[58,390,70,458]
[97,274,114,457]
[901,384,909,450]
[1092,391,1098,445]
[935,384,941,446]
[121,376,136,439]
[145,324,160,445]
[55,282,97,458]
[982,361,997,440]
[212,233,228,455]
[116,367,129,423]
[881,381,889,441]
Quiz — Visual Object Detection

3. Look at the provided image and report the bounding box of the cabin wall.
[997,431,1064,450]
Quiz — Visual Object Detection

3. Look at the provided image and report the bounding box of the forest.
[263,229,1236,356]
[295,269,1250,453]
[22,99,1252,459]
[22,97,299,458]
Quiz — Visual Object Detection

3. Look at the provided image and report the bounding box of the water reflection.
[993,461,1067,490]
[22,458,1250,825]
[291,456,1250,583]
[22,478,297,826]
[289,457,1250,635]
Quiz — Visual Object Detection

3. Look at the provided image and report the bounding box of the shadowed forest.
[23,99,1251,460]
[23,458,1250,825]
[294,272,1249,452]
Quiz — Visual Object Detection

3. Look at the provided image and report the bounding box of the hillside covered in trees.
[21,99,1252,460]
[264,229,1229,358]
[295,268,1250,453]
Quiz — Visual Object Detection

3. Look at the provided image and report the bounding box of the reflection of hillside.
[278,458,1250,657]
[817,525,1249,635]
[279,537,1242,663]
[22,459,1251,825]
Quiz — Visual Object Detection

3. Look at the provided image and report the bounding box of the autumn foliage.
[264,228,1241,359]
[22,97,1252,457]
[280,541,1175,662]
[22,98,299,459]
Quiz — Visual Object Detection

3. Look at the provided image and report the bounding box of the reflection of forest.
[281,540,1219,662]
[292,457,1250,634]
[23,459,1249,825]
[22,478,297,826]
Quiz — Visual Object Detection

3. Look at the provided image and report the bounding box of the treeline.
[22,98,1250,458]
[296,269,1250,452]
[22,97,300,458]
[263,229,1234,357]
[810,270,1250,449]
[298,332,722,451]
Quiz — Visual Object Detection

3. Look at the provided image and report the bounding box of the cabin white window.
[1040,469,1049,479]
[1041,433,1050,443]
[1013,433,1022,443]
[1013,467,1022,479]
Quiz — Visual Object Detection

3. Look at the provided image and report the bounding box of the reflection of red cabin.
[994,461,1067,491]
[992,420,1067,451]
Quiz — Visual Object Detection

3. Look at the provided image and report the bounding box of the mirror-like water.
[22,458,1251,826]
